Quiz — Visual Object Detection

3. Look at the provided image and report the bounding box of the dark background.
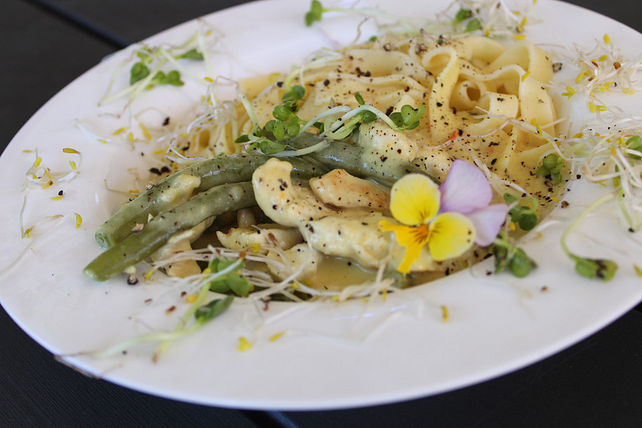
[1,1,640,426]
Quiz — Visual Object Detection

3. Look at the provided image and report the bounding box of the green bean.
[84,182,255,282]
[95,154,326,248]
[293,134,433,185]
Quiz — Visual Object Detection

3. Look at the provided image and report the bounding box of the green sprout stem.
[152,275,212,359]
[616,187,634,229]
[99,59,168,106]
[238,93,260,129]
[91,329,198,359]
[328,105,395,132]
[560,193,613,256]
[299,106,352,134]
[197,31,213,77]
[560,193,618,281]
[493,234,537,278]
[129,60,168,99]
[273,139,330,158]
[282,53,341,90]
[236,88,423,155]
[158,48,201,82]
[93,260,242,360]
[99,30,208,106]
[305,0,394,27]
[153,259,242,359]
[171,30,199,51]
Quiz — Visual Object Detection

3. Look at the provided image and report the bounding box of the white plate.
[1,0,641,410]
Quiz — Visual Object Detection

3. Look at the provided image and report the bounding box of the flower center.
[411,223,431,245]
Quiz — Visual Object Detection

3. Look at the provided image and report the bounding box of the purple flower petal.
[468,204,508,246]
[439,159,492,214]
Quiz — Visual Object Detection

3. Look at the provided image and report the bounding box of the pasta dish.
[84,33,563,294]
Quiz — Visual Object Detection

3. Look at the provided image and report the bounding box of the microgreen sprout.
[281,85,306,102]
[93,259,241,361]
[493,234,537,278]
[194,295,234,324]
[626,135,642,160]
[560,194,618,281]
[536,153,565,185]
[235,86,423,154]
[560,33,641,109]
[305,0,537,41]
[304,0,433,35]
[464,18,483,33]
[503,193,538,231]
[304,0,392,27]
[355,92,366,105]
[130,62,150,85]
[235,85,307,154]
[176,48,205,60]
[568,121,642,231]
[147,70,184,89]
[305,0,325,26]
[450,6,482,32]
[388,104,426,131]
[453,8,473,23]
[439,0,536,38]
[207,257,252,297]
[100,31,210,106]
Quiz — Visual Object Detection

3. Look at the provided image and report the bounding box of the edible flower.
[380,160,507,273]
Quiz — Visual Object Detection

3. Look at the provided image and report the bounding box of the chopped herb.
[355,92,365,105]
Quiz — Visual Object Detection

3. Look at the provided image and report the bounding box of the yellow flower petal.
[428,213,475,261]
[380,220,430,273]
[390,174,440,226]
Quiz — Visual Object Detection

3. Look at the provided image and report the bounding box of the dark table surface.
[2,0,641,426]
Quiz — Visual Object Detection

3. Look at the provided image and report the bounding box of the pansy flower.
[380,159,508,273]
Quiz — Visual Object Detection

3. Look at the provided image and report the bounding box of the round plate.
[1,0,640,410]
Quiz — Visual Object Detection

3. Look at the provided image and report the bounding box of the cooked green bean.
[293,134,431,185]
[84,182,255,281]
[95,154,326,248]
